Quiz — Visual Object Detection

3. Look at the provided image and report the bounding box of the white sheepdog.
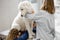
[11,1,35,39]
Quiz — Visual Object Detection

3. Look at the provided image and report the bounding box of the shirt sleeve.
[27,12,43,21]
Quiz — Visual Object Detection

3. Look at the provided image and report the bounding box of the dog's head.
[18,1,34,17]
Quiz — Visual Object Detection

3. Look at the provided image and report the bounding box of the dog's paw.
[32,32,35,36]
[29,32,35,39]
[29,35,34,39]
[27,38,33,40]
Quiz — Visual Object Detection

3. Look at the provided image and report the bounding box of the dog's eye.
[21,9,23,10]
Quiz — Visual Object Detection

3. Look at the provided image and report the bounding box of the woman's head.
[41,0,55,14]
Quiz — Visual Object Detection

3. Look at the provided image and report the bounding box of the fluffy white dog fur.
[11,1,35,39]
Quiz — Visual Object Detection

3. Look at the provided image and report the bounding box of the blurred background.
[0,0,60,39]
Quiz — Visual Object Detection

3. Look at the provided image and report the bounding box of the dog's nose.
[21,15,23,17]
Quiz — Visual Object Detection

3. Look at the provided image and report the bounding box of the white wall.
[0,0,19,32]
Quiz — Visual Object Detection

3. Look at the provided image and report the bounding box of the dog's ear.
[32,10,34,14]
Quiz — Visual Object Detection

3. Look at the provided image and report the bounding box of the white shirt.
[26,10,55,40]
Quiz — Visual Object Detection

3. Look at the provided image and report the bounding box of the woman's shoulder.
[38,10,54,16]
[36,10,54,20]
[39,10,49,14]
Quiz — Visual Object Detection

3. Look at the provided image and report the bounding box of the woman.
[36,0,55,40]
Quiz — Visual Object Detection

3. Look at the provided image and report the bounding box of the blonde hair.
[41,0,55,14]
